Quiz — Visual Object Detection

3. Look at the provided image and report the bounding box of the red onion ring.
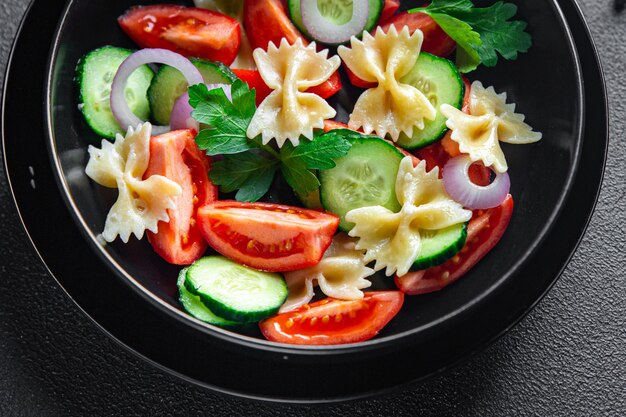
[443,155,510,209]
[170,84,232,131]
[110,48,204,135]
[301,0,370,44]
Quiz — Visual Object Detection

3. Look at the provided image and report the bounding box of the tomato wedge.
[242,0,342,99]
[196,201,340,272]
[380,0,401,23]
[144,129,217,265]
[231,69,273,105]
[118,5,241,65]
[395,195,514,295]
[260,291,404,345]
[379,11,456,58]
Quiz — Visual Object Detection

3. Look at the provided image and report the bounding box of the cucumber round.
[185,256,287,323]
[410,222,468,271]
[320,132,404,231]
[177,267,240,327]
[76,46,154,139]
[397,53,464,150]
[148,58,237,125]
[287,0,384,44]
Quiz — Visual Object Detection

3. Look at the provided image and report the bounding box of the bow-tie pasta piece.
[346,157,471,277]
[338,26,436,141]
[246,38,341,148]
[280,234,374,313]
[86,123,182,243]
[441,81,542,173]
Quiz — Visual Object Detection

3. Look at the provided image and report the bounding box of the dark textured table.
[1,0,624,416]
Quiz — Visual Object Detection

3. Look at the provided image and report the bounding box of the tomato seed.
[335,313,342,322]
[285,319,294,329]
[285,241,293,251]
[441,271,450,280]
[247,240,256,250]
[321,315,330,324]
[452,255,460,263]
[310,317,318,326]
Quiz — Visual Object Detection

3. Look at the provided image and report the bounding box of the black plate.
[2,0,607,403]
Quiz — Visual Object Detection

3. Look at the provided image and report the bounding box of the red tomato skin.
[440,76,471,158]
[118,5,241,65]
[395,195,514,295]
[232,69,273,105]
[196,201,340,272]
[379,11,456,57]
[380,0,401,23]
[242,0,342,99]
[260,291,404,345]
[344,65,377,89]
[144,129,217,265]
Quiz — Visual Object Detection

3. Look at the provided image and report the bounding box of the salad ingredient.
[85,123,182,243]
[118,5,241,65]
[319,132,403,231]
[196,201,340,272]
[338,26,436,141]
[346,156,471,277]
[231,69,273,105]
[148,58,237,125]
[281,233,374,313]
[396,52,464,150]
[379,0,401,23]
[295,187,322,210]
[170,84,232,131]
[111,48,204,135]
[177,267,240,326]
[190,81,352,201]
[246,38,341,147]
[185,256,287,322]
[395,194,514,294]
[259,291,404,345]
[144,129,216,265]
[289,0,378,45]
[193,0,243,16]
[440,81,542,173]
[76,46,154,139]
[379,12,456,58]
[409,222,467,270]
[243,0,343,98]
[443,155,510,209]
[409,0,532,73]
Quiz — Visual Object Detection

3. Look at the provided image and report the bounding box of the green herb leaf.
[290,131,352,170]
[411,0,532,72]
[280,143,320,195]
[210,153,278,202]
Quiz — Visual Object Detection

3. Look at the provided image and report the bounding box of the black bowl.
[3,0,607,402]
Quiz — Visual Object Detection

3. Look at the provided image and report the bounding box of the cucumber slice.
[287,0,384,44]
[397,53,464,150]
[411,222,468,270]
[76,46,154,139]
[148,58,237,125]
[185,256,287,323]
[320,131,404,231]
[177,267,240,327]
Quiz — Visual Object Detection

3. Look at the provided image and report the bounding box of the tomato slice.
[260,291,404,345]
[118,5,241,65]
[379,11,456,57]
[242,0,342,99]
[231,69,273,105]
[196,201,339,272]
[395,195,514,295]
[144,129,217,265]
[380,0,401,23]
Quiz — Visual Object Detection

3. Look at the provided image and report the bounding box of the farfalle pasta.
[440,81,542,173]
[280,234,374,313]
[338,26,436,141]
[346,156,471,277]
[246,38,341,147]
[85,123,182,243]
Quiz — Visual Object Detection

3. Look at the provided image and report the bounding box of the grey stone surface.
[0,0,624,415]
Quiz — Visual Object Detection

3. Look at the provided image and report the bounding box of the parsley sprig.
[189,82,351,202]
[410,0,532,73]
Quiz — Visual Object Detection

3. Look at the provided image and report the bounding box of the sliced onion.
[301,0,370,44]
[443,155,510,209]
[170,83,232,131]
[110,48,204,135]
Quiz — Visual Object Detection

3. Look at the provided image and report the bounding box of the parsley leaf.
[190,81,257,155]
[411,0,532,72]
[285,130,352,170]
[210,152,278,202]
